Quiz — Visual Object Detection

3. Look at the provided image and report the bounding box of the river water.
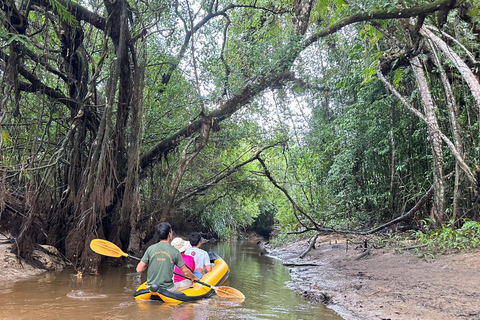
[0,241,343,320]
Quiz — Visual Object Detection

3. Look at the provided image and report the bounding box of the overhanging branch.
[139,71,295,169]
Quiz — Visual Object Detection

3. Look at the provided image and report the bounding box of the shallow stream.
[0,241,343,320]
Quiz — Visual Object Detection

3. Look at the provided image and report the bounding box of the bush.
[413,218,480,253]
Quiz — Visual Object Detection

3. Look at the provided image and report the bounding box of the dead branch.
[403,244,428,250]
[354,247,372,260]
[289,183,434,236]
[299,233,320,259]
[282,262,321,267]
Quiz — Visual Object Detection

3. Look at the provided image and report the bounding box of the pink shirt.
[174,253,195,282]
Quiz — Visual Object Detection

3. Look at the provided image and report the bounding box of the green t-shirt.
[141,242,185,289]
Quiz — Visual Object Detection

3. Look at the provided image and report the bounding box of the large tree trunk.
[430,42,464,221]
[410,56,445,222]
[63,0,133,270]
[121,39,146,253]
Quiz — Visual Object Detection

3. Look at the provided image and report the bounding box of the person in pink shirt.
[170,237,196,291]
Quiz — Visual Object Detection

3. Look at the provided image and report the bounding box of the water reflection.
[0,241,342,320]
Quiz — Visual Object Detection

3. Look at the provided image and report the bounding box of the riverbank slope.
[268,234,480,320]
[0,234,46,286]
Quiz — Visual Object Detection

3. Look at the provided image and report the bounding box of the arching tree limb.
[304,0,460,48]
[257,156,320,230]
[139,72,295,169]
[420,26,480,109]
[288,184,434,236]
[174,141,286,205]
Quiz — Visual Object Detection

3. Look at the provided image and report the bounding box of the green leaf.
[48,0,78,24]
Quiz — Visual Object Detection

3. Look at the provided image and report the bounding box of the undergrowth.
[364,219,480,258]
[268,219,480,258]
[373,219,480,257]
[412,219,480,254]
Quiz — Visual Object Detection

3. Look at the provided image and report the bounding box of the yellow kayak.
[134,250,229,303]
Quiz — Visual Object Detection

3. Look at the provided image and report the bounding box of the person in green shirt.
[136,222,198,291]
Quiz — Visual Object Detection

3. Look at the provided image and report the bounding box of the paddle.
[89,239,245,301]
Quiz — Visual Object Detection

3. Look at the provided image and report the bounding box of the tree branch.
[0,50,79,112]
[139,71,295,169]
[257,156,320,230]
[304,0,460,48]
[174,141,286,204]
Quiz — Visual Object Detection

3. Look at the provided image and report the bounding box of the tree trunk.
[124,39,146,253]
[430,41,464,221]
[420,26,480,110]
[161,118,212,221]
[410,56,445,223]
[377,61,476,185]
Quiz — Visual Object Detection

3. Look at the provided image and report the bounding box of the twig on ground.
[403,244,428,250]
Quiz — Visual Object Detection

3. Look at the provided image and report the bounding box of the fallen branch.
[287,184,434,239]
[283,262,321,267]
[354,247,372,260]
[299,233,320,259]
[403,244,428,250]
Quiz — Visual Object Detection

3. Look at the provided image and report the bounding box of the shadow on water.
[0,241,343,320]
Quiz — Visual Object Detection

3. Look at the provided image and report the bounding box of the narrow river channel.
[0,241,343,320]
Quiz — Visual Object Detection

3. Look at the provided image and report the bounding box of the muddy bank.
[0,233,67,286]
[267,235,480,320]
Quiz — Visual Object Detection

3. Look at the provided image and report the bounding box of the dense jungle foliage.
[1,0,480,270]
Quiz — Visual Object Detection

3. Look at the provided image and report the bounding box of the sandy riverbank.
[0,235,46,286]
[267,234,480,320]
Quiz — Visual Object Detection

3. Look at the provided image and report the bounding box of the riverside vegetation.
[1,3,480,317]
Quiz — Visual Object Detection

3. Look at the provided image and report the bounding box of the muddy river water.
[0,241,343,320]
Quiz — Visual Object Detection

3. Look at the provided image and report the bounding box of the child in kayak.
[171,237,196,291]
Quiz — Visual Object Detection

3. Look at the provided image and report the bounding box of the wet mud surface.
[268,235,480,320]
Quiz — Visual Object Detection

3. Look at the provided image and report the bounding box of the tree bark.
[429,41,464,221]
[377,61,476,185]
[410,56,446,223]
[420,26,480,109]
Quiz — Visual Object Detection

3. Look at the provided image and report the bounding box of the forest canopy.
[1,0,480,270]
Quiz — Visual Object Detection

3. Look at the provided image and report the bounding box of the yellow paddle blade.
[90,239,128,258]
[215,286,245,301]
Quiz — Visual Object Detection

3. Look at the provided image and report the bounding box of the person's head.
[189,232,202,247]
[157,222,173,241]
[171,237,191,253]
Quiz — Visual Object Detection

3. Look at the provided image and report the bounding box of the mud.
[267,235,480,320]
[0,234,47,286]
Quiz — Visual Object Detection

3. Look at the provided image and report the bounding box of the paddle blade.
[215,286,245,301]
[90,239,128,258]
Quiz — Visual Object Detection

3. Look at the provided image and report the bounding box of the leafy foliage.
[413,219,480,253]
[2,0,480,264]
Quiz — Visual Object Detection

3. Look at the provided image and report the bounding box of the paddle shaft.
[173,271,215,289]
[124,252,209,288]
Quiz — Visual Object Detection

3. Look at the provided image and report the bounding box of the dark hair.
[189,232,202,246]
[157,222,172,240]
